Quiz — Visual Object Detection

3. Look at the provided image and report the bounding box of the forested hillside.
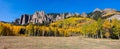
[0,15,120,39]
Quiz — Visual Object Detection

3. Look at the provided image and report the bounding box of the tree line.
[0,17,120,39]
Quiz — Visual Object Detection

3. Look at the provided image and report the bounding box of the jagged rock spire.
[93,8,102,12]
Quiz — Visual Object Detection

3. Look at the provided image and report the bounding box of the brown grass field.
[0,36,120,49]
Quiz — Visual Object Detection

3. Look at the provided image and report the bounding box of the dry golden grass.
[0,36,120,49]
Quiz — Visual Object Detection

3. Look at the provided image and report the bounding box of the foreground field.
[0,36,120,49]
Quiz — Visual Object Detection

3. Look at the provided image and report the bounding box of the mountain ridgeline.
[14,11,76,25]
[14,8,120,25]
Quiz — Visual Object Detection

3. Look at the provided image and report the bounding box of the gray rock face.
[108,14,120,20]
[19,14,31,25]
[14,18,20,25]
[93,8,102,12]
[31,11,46,24]
[17,11,75,25]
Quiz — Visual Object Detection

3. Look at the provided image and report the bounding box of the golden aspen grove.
[0,16,120,39]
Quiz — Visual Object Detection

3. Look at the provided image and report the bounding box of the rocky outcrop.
[13,18,20,25]
[108,14,120,20]
[88,10,103,20]
[15,8,120,25]
[88,8,120,20]
[103,8,116,13]
[93,8,102,12]
[31,11,46,24]
[19,14,31,25]
[17,11,75,25]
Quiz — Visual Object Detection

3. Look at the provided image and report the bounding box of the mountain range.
[13,8,120,25]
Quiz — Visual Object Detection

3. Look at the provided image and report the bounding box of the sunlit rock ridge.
[14,8,120,25]
[16,11,77,25]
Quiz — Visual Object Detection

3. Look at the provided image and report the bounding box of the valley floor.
[0,36,120,49]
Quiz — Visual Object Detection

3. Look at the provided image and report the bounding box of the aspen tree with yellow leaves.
[26,23,34,36]
[112,19,120,39]
[97,18,104,38]
[0,23,4,36]
[103,19,112,38]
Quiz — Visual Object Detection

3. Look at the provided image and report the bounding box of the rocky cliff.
[15,8,120,25]
[88,8,120,20]
[19,14,31,25]
[17,11,75,25]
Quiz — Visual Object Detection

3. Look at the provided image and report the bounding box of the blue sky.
[0,0,120,22]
